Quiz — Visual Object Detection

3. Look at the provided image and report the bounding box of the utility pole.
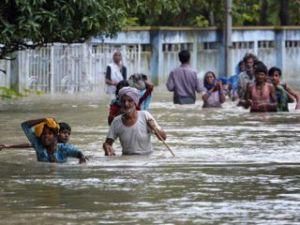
[225,0,232,76]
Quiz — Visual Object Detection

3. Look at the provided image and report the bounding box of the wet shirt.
[238,71,255,99]
[107,111,158,155]
[166,64,203,102]
[21,122,83,163]
[275,85,289,112]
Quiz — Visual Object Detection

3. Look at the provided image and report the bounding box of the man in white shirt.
[103,87,166,156]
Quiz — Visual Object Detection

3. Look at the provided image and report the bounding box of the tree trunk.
[279,0,289,25]
[259,0,268,25]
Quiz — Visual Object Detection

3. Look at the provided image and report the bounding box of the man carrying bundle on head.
[103,87,166,156]
[0,121,73,151]
[21,118,87,163]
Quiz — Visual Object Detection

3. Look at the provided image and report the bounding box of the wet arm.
[202,90,211,102]
[155,128,167,141]
[0,143,32,150]
[285,85,300,109]
[217,82,226,104]
[65,145,87,163]
[237,77,245,99]
[240,85,251,109]
[21,118,47,147]
[202,86,215,102]
[166,72,175,91]
[103,138,116,156]
[270,85,277,104]
[219,92,226,104]
[122,66,127,80]
[105,66,116,85]
[22,118,47,128]
[147,119,167,141]
[145,80,154,93]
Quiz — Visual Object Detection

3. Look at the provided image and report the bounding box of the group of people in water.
[167,50,300,112]
[1,49,299,164]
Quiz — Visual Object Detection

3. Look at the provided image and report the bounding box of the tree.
[0,0,126,59]
[123,0,300,28]
[259,0,269,25]
[279,0,289,25]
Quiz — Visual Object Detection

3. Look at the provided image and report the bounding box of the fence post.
[50,45,55,94]
[9,52,20,92]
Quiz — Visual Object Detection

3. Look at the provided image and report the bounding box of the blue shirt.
[21,122,83,163]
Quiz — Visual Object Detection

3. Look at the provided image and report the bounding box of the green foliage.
[194,15,209,28]
[0,0,299,60]
[221,0,260,26]
[0,87,24,99]
[0,0,126,59]
[0,86,45,99]
[122,0,299,27]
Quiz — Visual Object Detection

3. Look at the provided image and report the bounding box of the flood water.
[0,92,300,224]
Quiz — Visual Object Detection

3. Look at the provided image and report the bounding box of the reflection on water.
[0,93,300,224]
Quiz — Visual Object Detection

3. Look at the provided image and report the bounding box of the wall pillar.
[9,52,20,92]
[149,30,163,85]
[275,29,286,75]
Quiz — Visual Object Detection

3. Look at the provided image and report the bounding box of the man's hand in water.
[0,144,7,151]
[79,156,89,164]
[103,142,116,156]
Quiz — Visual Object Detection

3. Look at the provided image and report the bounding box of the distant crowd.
[1,49,299,164]
[166,50,300,112]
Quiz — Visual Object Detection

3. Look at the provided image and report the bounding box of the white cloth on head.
[118,86,140,105]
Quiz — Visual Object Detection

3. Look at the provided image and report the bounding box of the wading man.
[103,87,166,156]
[166,50,203,104]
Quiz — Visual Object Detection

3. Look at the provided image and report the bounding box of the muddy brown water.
[0,92,299,224]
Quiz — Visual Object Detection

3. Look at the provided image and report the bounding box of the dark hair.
[254,62,268,75]
[59,122,71,133]
[268,67,282,77]
[243,53,258,63]
[178,50,190,63]
[42,126,59,137]
[203,71,217,89]
[116,80,129,96]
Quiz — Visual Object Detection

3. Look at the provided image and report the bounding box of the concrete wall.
[1,27,300,93]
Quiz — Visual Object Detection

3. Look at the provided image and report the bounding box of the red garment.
[108,103,121,125]
[107,102,140,125]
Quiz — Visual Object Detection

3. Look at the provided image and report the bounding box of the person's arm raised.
[21,118,47,128]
